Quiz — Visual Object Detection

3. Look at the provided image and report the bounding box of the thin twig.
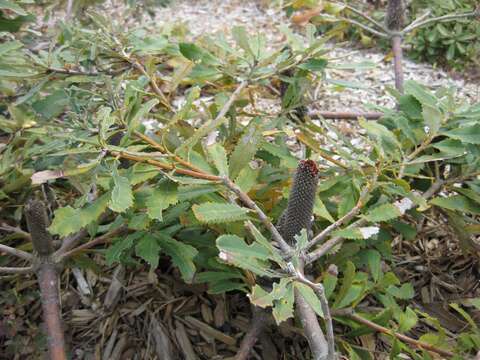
[296,131,348,169]
[55,228,89,256]
[292,268,335,360]
[336,310,454,358]
[306,183,371,251]
[0,244,33,261]
[110,150,221,181]
[0,223,32,240]
[335,2,389,33]
[338,17,389,38]
[58,226,128,261]
[0,266,33,274]
[309,111,383,120]
[403,10,432,32]
[305,177,444,264]
[221,176,291,254]
[402,11,478,34]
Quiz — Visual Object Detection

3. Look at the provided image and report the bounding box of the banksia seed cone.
[277,160,319,244]
[385,0,405,31]
[25,199,54,256]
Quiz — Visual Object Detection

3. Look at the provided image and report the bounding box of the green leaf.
[135,234,161,268]
[156,234,198,283]
[387,283,414,299]
[105,233,140,265]
[49,193,110,237]
[109,168,133,213]
[422,104,443,135]
[229,118,263,178]
[398,307,418,333]
[431,195,480,215]
[365,203,402,222]
[207,143,228,176]
[249,285,274,308]
[146,181,178,221]
[295,282,323,317]
[336,283,365,309]
[232,26,253,57]
[216,234,271,260]
[272,281,295,324]
[333,261,356,309]
[314,196,334,222]
[365,249,381,282]
[179,43,206,62]
[193,203,249,224]
[404,81,437,107]
[234,164,259,193]
[298,58,328,72]
[128,98,159,131]
[443,124,480,144]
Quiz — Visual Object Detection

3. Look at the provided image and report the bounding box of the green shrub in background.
[406,0,479,69]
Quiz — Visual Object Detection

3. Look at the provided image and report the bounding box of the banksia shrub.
[277,160,319,244]
[25,199,54,256]
[385,0,405,31]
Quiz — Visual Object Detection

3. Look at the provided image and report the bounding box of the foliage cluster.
[1,1,480,359]
[287,0,480,70]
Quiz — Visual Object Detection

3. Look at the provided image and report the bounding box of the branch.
[306,184,370,251]
[109,150,221,181]
[338,17,389,38]
[391,35,404,93]
[305,177,444,264]
[335,1,389,33]
[402,10,478,34]
[295,131,348,169]
[55,228,89,256]
[0,223,31,240]
[0,266,33,274]
[336,310,454,358]
[309,111,383,120]
[0,244,33,261]
[58,226,128,261]
[291,266,335,359]
[221,176,291,254]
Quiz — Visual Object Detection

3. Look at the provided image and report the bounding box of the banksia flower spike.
[385,0,405,31]
[277,160,319,244]
[25,199,54,256]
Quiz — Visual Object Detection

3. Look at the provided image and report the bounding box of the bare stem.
[391,35,404,93]
[0,244,33,261]
[293,269,335,360]
[338,17,389,38]
[0,266,33,274]
[309,111,383,120]
[334,2,389,33]
[58,226,128,261]
[402,11,478,35]
[37,263,67,360]
[221,176,291,254]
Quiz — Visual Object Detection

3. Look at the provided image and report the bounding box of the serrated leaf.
[404,81,437,107]
[422,104,443,135]
[245,221,285,266]
[193,203,249,224]
[135,234,160,268]
[146,181,178,221]
[109,168,133,213]
[128,98,159,131]
[207,143,228,176]
[105,233,141,265]
[156,233,198,283]
[336,283,365,309]
[295,282,323,317]
[249,285,274,308]
[443,124,480,144]
[387,283,414,299]
[365,203,402,222]
[229,118,263,179]
[216,234,270,260]
[49,193,110,237]
[430,195,480,215]
[234,164,259,193]
[398,307,418,333]
[98,106,115,141]
[272,281,294,324]
[232,26,253,57]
